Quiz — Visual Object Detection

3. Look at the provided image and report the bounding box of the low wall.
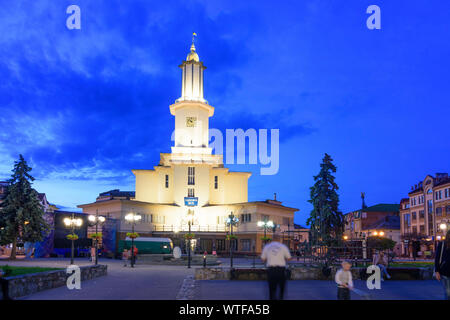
[136,254,220,266]
[1,264,107,299]
[195,266,433,281]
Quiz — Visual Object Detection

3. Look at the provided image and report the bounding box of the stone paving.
[1,258,194,300]
[197,279,446,300]
[1,257,446,300]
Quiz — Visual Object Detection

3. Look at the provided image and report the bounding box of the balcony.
[152,224,227,233]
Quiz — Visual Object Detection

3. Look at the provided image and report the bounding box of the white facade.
[131,42,251,230]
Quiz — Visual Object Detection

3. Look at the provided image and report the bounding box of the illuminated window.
[188,167,195,185]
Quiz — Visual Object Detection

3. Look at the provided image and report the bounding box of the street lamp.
[440,222,448,231]
[63,214,83,265]
[186,209,195,269]
[88,210,106,265]
[257,220,274,246]
[226,212,239,268]
[125,212,142,268]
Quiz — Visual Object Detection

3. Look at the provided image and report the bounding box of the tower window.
[188,167,195,185]
[188,188,195,197]
[165,174,169,188]
[214,176,218,189]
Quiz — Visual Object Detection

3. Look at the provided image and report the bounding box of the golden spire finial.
[191,32,197,51]
[186,32,199,62]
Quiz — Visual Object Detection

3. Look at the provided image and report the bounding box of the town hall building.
[78,39,299,254]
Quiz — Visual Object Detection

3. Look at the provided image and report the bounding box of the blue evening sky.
[0,1,449,226]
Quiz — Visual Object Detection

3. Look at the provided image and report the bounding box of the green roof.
[361,203,399,213]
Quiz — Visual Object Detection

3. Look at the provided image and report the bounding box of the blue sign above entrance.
[184,197,198,206]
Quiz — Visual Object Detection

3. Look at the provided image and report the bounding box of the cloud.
[0,0,264,186]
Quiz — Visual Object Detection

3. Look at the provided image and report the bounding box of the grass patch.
[355,262,433,268]
[0,265,62,277]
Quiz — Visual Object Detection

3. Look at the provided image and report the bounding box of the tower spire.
[176,33,207,104]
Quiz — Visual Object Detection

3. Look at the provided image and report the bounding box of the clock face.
[186,117,197,127]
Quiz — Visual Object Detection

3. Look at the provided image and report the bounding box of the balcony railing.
[152,225,227,233]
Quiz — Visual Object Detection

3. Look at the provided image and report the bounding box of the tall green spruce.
[307,153,344,246]
[0,155,49,259]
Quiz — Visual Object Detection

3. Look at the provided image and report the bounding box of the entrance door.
[200,239,213,253]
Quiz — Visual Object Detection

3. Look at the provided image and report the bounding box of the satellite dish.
[173,246,182,259]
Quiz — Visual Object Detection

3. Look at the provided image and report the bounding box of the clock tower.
[169,40,214,156]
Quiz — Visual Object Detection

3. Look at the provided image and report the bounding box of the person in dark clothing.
[435,230,450,300]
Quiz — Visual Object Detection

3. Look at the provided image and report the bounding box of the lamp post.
[63,214,83,265]
[257,220,274,246]
[125,212,142,268]
[226,212,239,268]
[186,209,195,269]
[88,210,106,265]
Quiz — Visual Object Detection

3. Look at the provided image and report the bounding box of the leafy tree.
[306,153,344,246]
[0,155,49,259]
[367,236,396,251]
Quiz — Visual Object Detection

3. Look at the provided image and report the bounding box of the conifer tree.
[306,153,344,246]
[0,155,49,259]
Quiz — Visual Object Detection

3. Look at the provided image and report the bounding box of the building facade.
[78,41,298,254]
[344,203,400,240]
[400,173,450,257]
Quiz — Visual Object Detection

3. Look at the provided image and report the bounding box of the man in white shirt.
[261,240,291,300]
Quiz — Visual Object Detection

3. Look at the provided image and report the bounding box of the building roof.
[293,223,308,230]
[362,203,400,213]
[363,215,400,231]
[345,203,400,216]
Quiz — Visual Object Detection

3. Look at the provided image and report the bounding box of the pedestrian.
[435,230,450,300]
[373,250,391,281]
[122,248,129,267]
[90,246,96,263]
[296,248,300,262]
[261,240,291,300]
[335,260,354,300]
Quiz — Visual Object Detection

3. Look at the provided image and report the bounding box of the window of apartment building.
[446,206,450,214]
[241,213,252,223]
[427,200,433,214]
[217,216,227,225]
[240,239,252,252]
[153,215,165,224]
[412,212,417,220]
[445,188,449,198]
[165,174,169,188]
[188,167,195,185]
[436,190,442,200]
[282,217,291,225]
[262,214,270,222]
[187,188,195,197]
[404,214,411,227]
[230,239,237,251]
[436,207,443,216]
[214,176,218,189]
[412,226,417,234]
[216,239,226,251]
[419,210,425,219]
[362,212,367,218]
[419,225,425,234]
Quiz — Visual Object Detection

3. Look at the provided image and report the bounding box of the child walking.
[335,261,354,300]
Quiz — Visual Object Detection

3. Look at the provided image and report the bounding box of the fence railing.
[293,244,389,267]
[152,225,228,233]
